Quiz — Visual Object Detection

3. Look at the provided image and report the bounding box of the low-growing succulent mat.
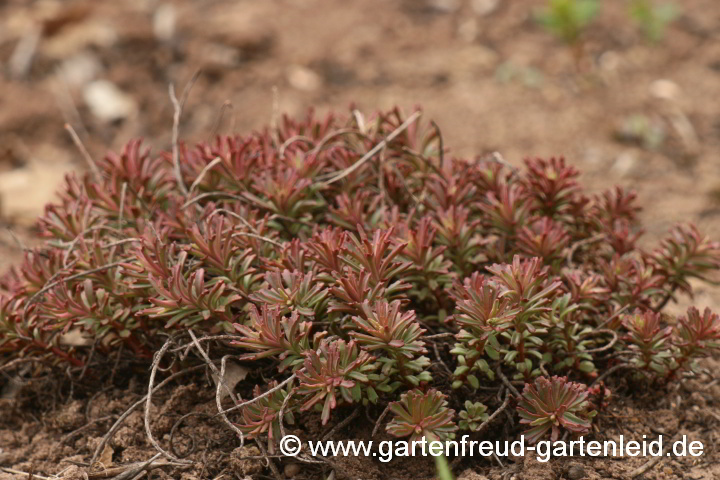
[0,104,718,479]
[1,0,720,479]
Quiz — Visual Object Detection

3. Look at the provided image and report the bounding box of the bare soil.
[1,0,720,479]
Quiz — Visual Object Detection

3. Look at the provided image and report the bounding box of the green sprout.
[535,0,600,67]
[630,0,680,43]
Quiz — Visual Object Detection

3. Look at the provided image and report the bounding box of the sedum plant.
[236,380,295,451]
[0,106,718,460]
[517,376,594,444]
[386,389,457,442]
[296,339,376,425]
[622,310,673,374]
[458,401,490,432]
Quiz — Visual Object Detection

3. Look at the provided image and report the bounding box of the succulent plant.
[232,305,313,371]
[0,106,718,454]
[237,381,295,452]
[458,400,490,432]
[671,307,720,373]
[296,339,376,425]
[386,389,457,442]
[250,270,329,318]
[517,376,594,443]
[350,300,431,387]
[622,310,673,374]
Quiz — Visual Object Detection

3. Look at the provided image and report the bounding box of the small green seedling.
[535,0,600,66]
[630,0,679,43]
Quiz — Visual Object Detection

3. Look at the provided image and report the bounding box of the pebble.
[567,464,586,480]
[471,0,500,16]
[153,3,176,42]
[610,151,637,177]
[649,79,680,101]
[59,51,102,87]
[284,463,302,478]
[458,19,479,43]
[427,0,461,13]
[287,65,323,92]
[83,80,137,122]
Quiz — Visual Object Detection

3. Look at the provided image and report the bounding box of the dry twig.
[317,111,422,187]
[496,367,521,398]
[144,338,192,463]
[321,408,361,442]
[169,70,201,195]
[65,123,100,180]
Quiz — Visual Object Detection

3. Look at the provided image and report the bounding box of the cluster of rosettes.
[0,107,718,445]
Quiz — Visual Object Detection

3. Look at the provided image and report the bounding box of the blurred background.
[0,0,718,309]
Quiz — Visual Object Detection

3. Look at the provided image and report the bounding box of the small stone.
[284,463,302,478]
[427,0,461,13]
[458,19,479,43]
[58,465,86,480]
[153,3,176,42]
[471,0,500,16]
[83,80,137,122]
[0,146,74,225]
[287,65,322,92]
[689,391,707,408]
[598,51,622,73]
[43,21,117,59]
[567,464,586,480]
[59,51,103,87]
[200,43,241,69]
[649,79,680,101]
[610,151,637,177]
[60,328,94,347]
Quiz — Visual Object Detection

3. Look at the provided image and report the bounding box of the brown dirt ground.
[1,0,720,479]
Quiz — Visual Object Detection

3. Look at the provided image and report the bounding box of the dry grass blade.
[186,330,246,444]
[209,100,234,140]
[144,338,192,463]
[318,110,422,187]
[59,415,116,446]
[218,374,297,416]
[169,70,202,195]
[321,407,360,442]
[65,123,101,180]
[91,364,207,464]
[188,156,223,194]
[581,329,619,354]
[371,403,392,438]
[629,435,676,478]
[1,468,52,480]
